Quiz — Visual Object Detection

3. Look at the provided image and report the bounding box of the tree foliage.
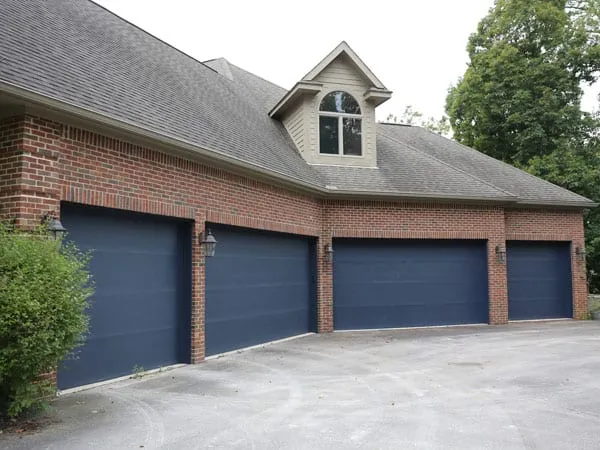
[446,0,600,292]
[446,0,599,165]
[385,106,452,136]
[0,224,93,417]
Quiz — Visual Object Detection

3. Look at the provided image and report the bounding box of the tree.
[385,106,452,136]
[446,0,599,166]
[446,0,600,292]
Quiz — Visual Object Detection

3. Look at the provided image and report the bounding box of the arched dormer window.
[319,91,362,156]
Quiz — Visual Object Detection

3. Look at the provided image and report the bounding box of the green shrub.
[0,223,93,417]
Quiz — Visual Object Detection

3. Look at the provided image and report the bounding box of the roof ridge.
[87,0,218,75]
[225,60,288,93]
[379,122,412,127]
[414,125,594,203]
[378,128,518,200]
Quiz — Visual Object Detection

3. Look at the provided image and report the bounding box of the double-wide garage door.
[333,239,489,329]
[205,225,316,356]
[58,204,191,390]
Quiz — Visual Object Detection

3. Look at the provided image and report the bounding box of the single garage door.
[507,241,572,320]
[205,225,316,356]
[58,203,191,389]
[333,239,489,330]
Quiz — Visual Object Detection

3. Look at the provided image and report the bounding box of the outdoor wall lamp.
[324,243,334,263]
[41,213,67,241]
[576,246,587,262]
[200,229,217,257]
[495,244,506,263]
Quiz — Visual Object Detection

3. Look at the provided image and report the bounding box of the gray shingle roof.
[0,0,594,208]
[0,0,321,187]
[378,124,595,207]
[313,133,515,201]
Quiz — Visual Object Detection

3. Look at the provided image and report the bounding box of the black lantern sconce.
[575,246,587,262]
[495,244,506,263]
[200,229,217,257]
[324,243,334,263]
[41,213,67,241]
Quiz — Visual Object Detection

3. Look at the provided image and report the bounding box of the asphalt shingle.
[378,124,594,206]
[0,0,594,207]
[0,0,321,186]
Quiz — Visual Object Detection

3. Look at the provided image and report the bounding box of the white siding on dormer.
[282,103,304,153]
[313,54,370,88]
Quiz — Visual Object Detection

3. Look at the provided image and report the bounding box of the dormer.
[269,42,392,168]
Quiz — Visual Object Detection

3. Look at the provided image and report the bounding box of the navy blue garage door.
[205,225,316,356]
[507,241,572,320]
[333,239,489,330]
[58,203,191,389]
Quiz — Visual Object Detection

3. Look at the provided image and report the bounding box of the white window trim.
[318,111,363,156]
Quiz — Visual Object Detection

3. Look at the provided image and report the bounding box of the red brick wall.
[323,201,509,326]
[0,116,59,223]
[505,209,587,319]
[0,114,590,362]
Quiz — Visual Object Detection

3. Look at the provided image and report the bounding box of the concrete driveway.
[2,321,600,449]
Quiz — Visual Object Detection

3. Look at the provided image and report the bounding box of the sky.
[95,0,599,122]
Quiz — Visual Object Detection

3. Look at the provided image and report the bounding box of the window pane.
[343,118,362,155]
[319,116,339,154]
[319,91,361,114]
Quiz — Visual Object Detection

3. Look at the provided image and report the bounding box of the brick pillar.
[0,115,61,225]
[572,215,589,319]
[317,203,334,332]
[0,116,24,220]
[190,214,206,362]
[488,209,508,325]
[317,234,334,332]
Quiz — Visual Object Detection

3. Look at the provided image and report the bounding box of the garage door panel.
[507,242,572,320]
[507,280,563,298]
[207,311,308,356]
[88,292,179,335]
[68,327,179,380]
[334,240,489,330]
[58,204,191,389]
[335,301,485,329]
[208,257,307,285]
[206,225,315,356]
[207,285,310,320]
[90,252,177,288]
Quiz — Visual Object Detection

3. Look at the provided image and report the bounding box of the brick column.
[572,219,589,320]
[488,240,509,324]
[190,214,206,362]
[488,209,508,325]
[0,115,62,225]
[318,204,334,332]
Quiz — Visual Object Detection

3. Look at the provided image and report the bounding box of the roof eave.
[513,200,598,209]
[268,81,323,119]
[325,188,518,205]
[363,88,393,107]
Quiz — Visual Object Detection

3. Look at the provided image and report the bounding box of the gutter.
[513,200,598,208]
[323,188,517,204]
